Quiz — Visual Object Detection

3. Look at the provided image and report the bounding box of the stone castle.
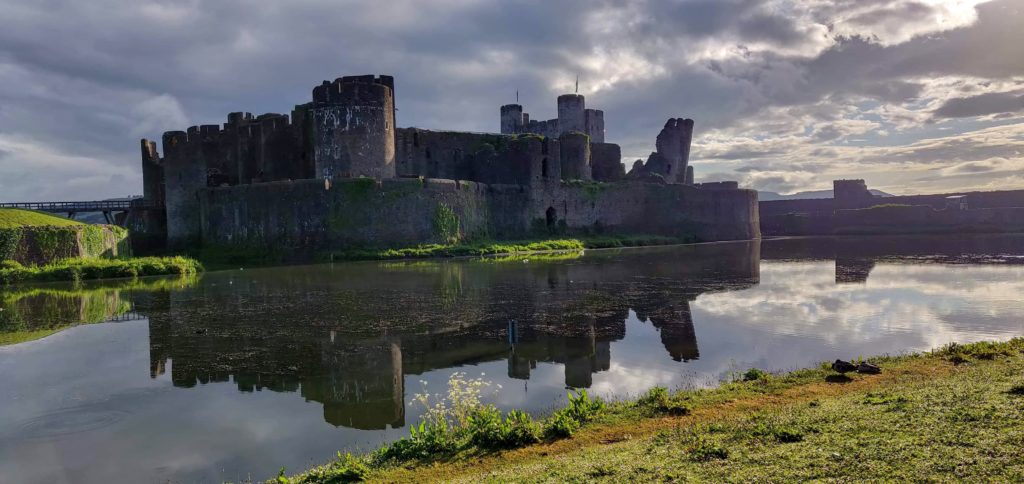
[136,74,759,252]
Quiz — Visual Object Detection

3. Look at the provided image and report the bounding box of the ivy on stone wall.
[0,225,130,264]
[78,225,130,259]
[33,228,78,262]
[0,229,22,261]
[433,203,461,244]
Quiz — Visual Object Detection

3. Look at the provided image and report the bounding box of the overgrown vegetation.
[273,338,1024,483]
[320,235,685,262]
[272,373,608,483]
[563,179,610,199]
[432,203,461,244]
[0,256,202,285]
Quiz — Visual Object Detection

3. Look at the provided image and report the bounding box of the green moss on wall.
[565,180,610,200]
[433,203,461,244]
[340,177,378,202]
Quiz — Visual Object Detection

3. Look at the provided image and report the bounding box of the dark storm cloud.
[0,0,1022,201]
[933,92,1024,119]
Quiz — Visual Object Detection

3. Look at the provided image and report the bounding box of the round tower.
[559,132,592,181]
[500,104,524,134]
[557,94,585,135]
[312,76,396,179]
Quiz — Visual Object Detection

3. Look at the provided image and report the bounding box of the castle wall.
[834,205,1024,235]
[532,181,760,241]
[590,142,623,182]
[197,177,759,252]
[524,118,559,138]
[395,128,507,180]
[198,178,531,250]
[760,187,1024,236]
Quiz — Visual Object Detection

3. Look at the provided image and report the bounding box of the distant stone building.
[136,74,758,252]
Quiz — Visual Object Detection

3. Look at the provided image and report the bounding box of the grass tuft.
[0,256,202,285]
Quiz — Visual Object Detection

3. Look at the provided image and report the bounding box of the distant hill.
[758,189,892,201]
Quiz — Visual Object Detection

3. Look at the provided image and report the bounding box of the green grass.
[320,235,684,262]
[0,328,63,346]
[0,208,84,229]
[273,338,1024,483]
[0,256,203,285]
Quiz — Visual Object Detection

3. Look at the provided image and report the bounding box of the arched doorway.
[545,206,556,229]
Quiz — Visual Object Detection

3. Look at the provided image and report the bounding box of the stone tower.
[559,132,592,181]
[557,94,585,134]
[312,75,396,180]
[500,104,524,134]
[161,129,209,249]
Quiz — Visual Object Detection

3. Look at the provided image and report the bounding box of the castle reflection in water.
[82,235,1024,431]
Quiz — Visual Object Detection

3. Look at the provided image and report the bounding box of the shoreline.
[276,338,1024,483]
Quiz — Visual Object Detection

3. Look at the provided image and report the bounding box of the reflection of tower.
[303,340,405,430]
[564,316,598,388]
[644,300,700,362]
[835,257,875,284]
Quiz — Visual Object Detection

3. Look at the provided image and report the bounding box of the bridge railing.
[0,200,136,212]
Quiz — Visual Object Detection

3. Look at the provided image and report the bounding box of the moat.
[2,235,1024,483]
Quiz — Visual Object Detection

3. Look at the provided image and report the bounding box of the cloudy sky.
[1,0,1022,202]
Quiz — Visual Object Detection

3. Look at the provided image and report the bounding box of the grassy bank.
[0,256,202,285]
[0,208,84,228]
[321,235,686,262]
[275,338,1024,483]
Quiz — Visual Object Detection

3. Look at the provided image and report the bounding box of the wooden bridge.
[0,198,160,225]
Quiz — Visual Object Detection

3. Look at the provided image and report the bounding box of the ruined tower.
[833,179,875,209]
[312,75,396,179]
[140,139,164,206]
[654,118,694,184]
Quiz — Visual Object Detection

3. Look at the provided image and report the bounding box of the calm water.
[2,235,1024,483]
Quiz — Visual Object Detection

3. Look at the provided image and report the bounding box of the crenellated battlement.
[313,75,394,106]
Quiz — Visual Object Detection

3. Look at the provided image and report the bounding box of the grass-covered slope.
[277,339,1024,483]
[0,208,84,228]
